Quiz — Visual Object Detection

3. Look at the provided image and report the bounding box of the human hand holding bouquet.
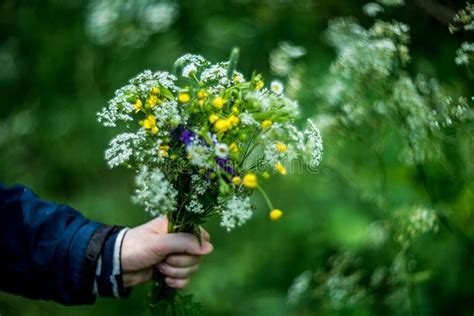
[98,49,323,314]
[121,216,212,289]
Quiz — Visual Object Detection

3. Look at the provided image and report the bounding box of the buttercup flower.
[270,209,283,221]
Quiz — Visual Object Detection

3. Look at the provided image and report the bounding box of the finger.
[200,227,210,241]
[157,263,199,279]
[155,233,213,256]
[144,215,169,234]
[165,254,201,267]
[165,277,190,289]
[122,267,154,287]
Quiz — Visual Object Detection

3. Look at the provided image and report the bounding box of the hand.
[121,216,213,289]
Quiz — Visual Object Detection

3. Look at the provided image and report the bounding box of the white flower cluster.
[362,2,384,17]
[287,271,312,305]
[393,206,439,245]
[450,3,474,71]
[455,42,474,66]
[85,0,179,47]
[269,41,306,77]
[97,70,177,127]
[105,132,140,168]
[132,167,178,217]
[186,139,211,169]
[316,252,368,310]
[319,12,469,164]
[262,120,323,171]
[219,196,253,231]
[305,120,324,168]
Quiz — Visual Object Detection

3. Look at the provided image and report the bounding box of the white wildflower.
[186,195,205,213]
[270,80,284,95]
[240,112,259,126]
[182,63,197,78]
[304,120,324,168]
[287,271,312,305]
[191,174,209,195]
[215,143,229,158]
[175,54,207,68]
[363,2,384,17]
[232,71,245,83]
[219,196,253,231]
[187,139,211,168]
[132,167,177,217]
[200,62,230,88]
[270,41,306,77]
[105,133,138,168]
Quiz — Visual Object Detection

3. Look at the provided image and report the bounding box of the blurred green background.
[0,0,473,315]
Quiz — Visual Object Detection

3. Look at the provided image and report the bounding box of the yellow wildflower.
[255,80,264,90]
[151,86,160,95]
[209,114,219,124]
[275,162,287,175]
[242,173,257,189]
[211,96,225,109]
[231,176,241,185]
[214,119,231,133]
[134,99,143,113]
[261,120,273,129]
[269,209,283,221]
[197,89,208,99]
[146,95,159,108]
[178,93,191,103]
[229,142,239,153]
[275,143,287,153]
[142,115,158,134]
[159,150,169,158]
[228,115,240,127]
[232,106,239,114]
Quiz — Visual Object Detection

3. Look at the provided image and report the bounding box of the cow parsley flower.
[133,167,177,217]
[219,196,253,231]
[105,133,139,168]
[304,120,324,168]
[363,3,384,17]
[187,139,211,168]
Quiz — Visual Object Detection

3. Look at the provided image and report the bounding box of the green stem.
[256,184,274,210]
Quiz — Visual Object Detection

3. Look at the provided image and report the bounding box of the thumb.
[154,232,213,257]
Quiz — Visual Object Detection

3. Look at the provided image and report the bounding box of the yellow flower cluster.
[242,173,257,189]
[212,114,240,133]
[141,115,158,134]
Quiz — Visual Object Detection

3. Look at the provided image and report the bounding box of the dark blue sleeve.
[0,183,104,305]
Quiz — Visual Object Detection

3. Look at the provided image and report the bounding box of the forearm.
[0,183,128,304]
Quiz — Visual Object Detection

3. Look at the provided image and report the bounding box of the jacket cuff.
[93,228,132,298]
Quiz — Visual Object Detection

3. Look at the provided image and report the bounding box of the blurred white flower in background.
[85,0,179,47]
[269,41,306,77]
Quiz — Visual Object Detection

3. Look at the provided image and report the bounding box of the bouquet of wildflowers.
[98,49,323,314]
